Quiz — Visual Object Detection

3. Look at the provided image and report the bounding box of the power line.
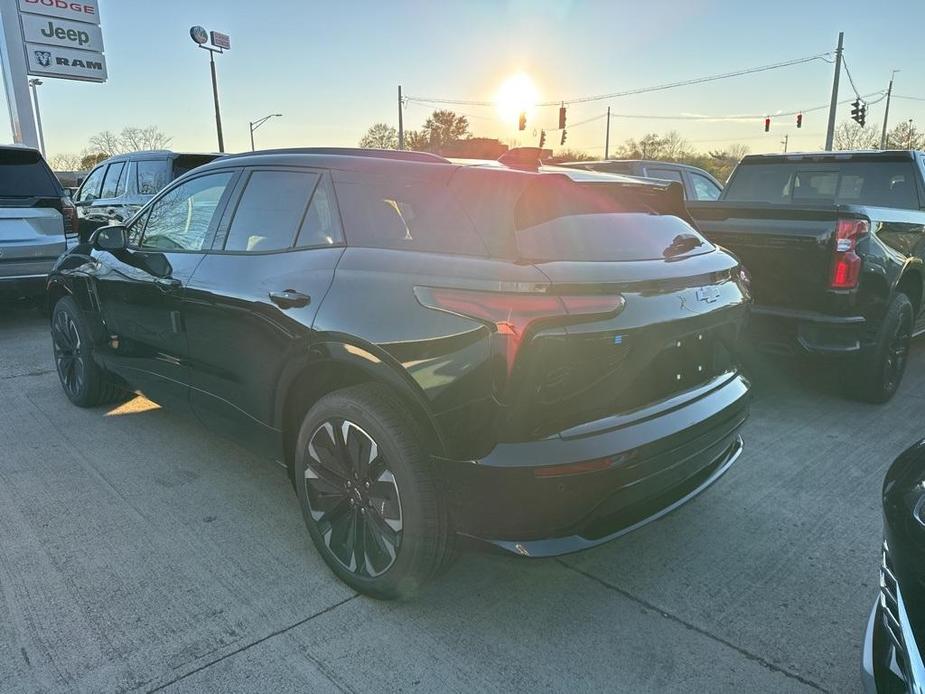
[894,95,925,102]
[840,54,863,99]
[404,51,833,108]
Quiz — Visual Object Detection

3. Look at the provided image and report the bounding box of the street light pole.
[249,113,282,151]
[28,79,45,155]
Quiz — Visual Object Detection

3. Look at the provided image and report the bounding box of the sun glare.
[495,73,540,126]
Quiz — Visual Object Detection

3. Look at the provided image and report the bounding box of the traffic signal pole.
[398,85,404,149]
[604,106,610,159]
[824,31,844,151]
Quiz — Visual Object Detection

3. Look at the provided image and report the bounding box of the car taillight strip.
[830,218,869,289]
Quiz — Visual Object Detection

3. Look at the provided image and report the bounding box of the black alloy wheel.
[883,308,912,394]
[52,307,85,399]
[304,419,403,577]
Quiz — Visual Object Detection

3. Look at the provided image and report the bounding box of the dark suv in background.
[73,150,221,241]
[48,148,751,598]
[563,159,724,200]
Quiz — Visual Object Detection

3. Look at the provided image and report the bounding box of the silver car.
[0,145,75,298]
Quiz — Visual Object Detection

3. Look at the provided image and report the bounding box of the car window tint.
[136,159,170,195]
[115,161,129,197]
[334,172,487,256]
[690,172,721,200]
[225,171,319,252]
[645,168,684,183]
[76,165,105,202]
[99,162,125,199]
[140,172,233,251]
[0,148,60,197]
[296,174,343,247]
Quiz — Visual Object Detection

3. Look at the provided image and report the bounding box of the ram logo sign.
[25,43,107,81]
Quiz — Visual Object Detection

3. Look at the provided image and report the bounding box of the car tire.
[294,384,453,600]
[849,292,913,404]
[51,296,125,407]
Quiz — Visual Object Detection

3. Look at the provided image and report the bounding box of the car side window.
[136,159,170,195]
[645,168,684,183]
[224,170,320,252]
[690,172,722,201]
[76,165,105,203]
[99,162,125,199]
[296,174,344,248]
[333,170,488,256]
[139,172,234,252]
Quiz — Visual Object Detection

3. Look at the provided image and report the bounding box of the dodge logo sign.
[696,286,721,304]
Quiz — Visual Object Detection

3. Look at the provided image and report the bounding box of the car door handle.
[269,289,310,309]
[155,277,182,291]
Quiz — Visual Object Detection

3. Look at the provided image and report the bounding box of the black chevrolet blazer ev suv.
[47,148,751,598]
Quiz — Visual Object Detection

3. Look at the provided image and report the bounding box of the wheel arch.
[276,340,447,487]
[895,266,924,318]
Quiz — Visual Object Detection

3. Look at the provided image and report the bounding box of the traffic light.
[796,113,803,129]
[850,99,866,126]
[539,129,546,148]
[560,129,567,146]
[558,105,567,130]
[518,112,526,131]
[764,117,770,133]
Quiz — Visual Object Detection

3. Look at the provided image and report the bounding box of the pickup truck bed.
[689,150,925,402]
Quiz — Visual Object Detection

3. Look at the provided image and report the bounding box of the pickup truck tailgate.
[691,203,838,313]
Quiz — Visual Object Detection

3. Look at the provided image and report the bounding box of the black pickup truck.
[689,150,925,402]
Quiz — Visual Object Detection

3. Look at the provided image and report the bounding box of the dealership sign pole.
[0,0,106,149]
[190,26,229,153]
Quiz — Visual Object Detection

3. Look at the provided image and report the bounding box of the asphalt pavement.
[1,301,917,693]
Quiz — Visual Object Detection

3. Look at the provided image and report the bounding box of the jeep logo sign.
[21,13,104,52]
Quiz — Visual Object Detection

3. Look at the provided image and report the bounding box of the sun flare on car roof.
[495,73,539,127]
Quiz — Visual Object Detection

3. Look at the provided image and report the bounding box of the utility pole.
[781,134,789,153]
[398,85,404,149]
[28,79,45,155]
[880,70,898,150]
[604,106,611,159]
[824,31,844,152]
[908,120,914,149]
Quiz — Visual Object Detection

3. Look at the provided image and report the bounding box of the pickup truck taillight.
[413,287,625,377]
[830,218,869,289]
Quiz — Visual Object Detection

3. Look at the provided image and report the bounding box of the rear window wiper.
[663,234,703,258]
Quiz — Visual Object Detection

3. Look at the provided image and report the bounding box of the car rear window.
[0,148,60,197]
[334,171,488,256]
[725,160,920,209]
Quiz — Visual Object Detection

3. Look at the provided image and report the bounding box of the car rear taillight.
[414,286,625,377]
[830,218,868,289]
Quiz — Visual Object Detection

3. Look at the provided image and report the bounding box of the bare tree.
[48,152,83,170]
[886,121,924,150]
[661,130,691,160]
[359,123,399,149]
[544,149,596,164]
[832,120,879,150]
[420,110,470,151]
[87,126,172,157]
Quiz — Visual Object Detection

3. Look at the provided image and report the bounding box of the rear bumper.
[438,372,750,557]
[749,305,868,355]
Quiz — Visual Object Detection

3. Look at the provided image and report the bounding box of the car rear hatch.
[456,173,747,442]
[0,148,69,278]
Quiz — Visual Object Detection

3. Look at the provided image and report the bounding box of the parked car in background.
[73,150,222,241]
[862,439,925,693]
[0,145,77,299]
[688,150,925,403]
[48,148,750,599]
[562,159,724,201]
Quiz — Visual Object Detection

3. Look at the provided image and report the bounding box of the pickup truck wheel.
[850,293,913,404]
[294,384,452,600]
[51,296,125,407]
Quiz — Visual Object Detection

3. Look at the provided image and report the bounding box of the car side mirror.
[92,224,127,251]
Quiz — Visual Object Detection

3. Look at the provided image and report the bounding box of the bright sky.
[5,0,925,158]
